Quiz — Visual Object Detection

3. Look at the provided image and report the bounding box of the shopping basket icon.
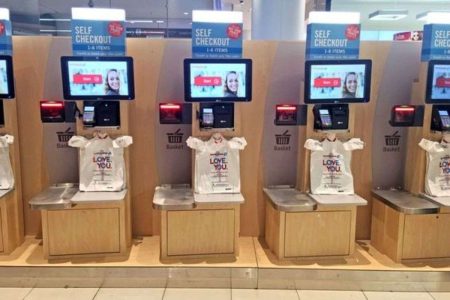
[385,131,400,146]
[57,127,74,143]
[167,128,183,144]
[275,130,291,145]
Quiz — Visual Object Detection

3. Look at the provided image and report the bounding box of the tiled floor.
[0,288,448,300]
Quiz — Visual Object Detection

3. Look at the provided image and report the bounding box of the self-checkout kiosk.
[265,60,370,259]
[153,58,250,259]
[0,53,24,254]
[152,12,250,258]
[371,58,450,262]
[29,9,133,259]
[263,13,374,259]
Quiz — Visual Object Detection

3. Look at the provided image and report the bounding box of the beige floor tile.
[364,292,434,300]
[298,290,366,300]
[0,287,32,300]
[232,289,299,300]
[163,288,230,300]
[24,288,98,300]
[94,288,165,300]
[429,292,450,300]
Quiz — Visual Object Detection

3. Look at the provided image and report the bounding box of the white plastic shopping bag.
[419,138,450,197]
[187,133,247,194]
[304,137,364,195]
[69,134,132,192]
[0,135,14,190]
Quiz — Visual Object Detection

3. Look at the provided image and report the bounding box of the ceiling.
[0,0,214,35]
[331,0,450,31]
[0,0,449,37]
[37,0,212,19]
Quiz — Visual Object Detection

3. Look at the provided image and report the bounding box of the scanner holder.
[313,104,349,131]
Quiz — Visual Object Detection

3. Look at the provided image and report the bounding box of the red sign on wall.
[393,31,423,41]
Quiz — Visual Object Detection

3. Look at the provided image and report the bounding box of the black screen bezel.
[61,56,135,101]
[425,60,450,104]
[184,58,252,102]
[0,100,4,126]
[0,56,15,99]
[304,59,372,104]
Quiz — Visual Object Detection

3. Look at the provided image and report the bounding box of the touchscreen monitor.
[426,60,450,103]
[0,56,15,99]
[184,58,252,102]
[61,56,134,100]
[304,59,372,104]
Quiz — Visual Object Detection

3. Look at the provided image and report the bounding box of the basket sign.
[57,127,75,143]
[275,130,291,145]
[56,127,75,149]
[71,19,126,56]
[385,131,400,146]
[167,128,183,144]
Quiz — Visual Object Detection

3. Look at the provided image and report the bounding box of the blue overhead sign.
[306,23,360,60]
[192,22,243,58]
[421,24,450,61]
[71,19,126,56]
[0,20,12,55]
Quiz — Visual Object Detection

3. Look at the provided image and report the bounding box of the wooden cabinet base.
[265,199,357,260]
[41,201,128,260]
[371,196,450,262]
[160,204,240,259]
[0,190,24,254]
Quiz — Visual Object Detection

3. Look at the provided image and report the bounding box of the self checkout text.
[74,26,112,44]
[194,28,230,46]
[434,30,450,48]
[313,30,348,47]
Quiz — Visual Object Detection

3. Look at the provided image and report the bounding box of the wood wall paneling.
[14,36,52,236]
[128,39,165,236]
[240,41,278,236]
[353,42,391,239]
[404,63,434,195]
[0,36,27,251]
